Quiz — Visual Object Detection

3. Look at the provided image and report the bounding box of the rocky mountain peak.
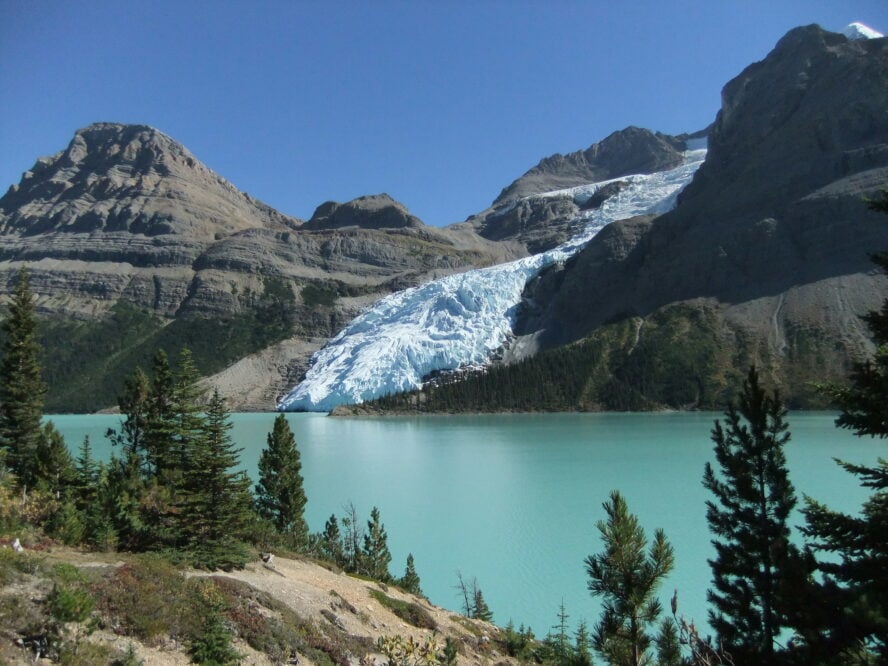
[304,193,424,230]
[679,22,888,219]
[492,126,687,206]
[0,122,300,238]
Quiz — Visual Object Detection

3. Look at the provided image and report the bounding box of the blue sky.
[1,1,886,226]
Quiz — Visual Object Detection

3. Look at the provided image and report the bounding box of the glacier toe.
[278,149,706,412]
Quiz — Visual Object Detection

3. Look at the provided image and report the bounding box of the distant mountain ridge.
[491,126,692,206]
[1,23,886,412]
[0,124,517,410]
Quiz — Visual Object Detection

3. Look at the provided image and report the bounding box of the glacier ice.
[841,22,884,40]
[278,149,707,412]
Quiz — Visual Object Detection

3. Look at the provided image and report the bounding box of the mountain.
[0,123,517,411]
[492,126,691,206]
[3,23,886,414]
[468,126,697,254]
[328,23,888,413]
[280,153,706,412]
[493,24,888,408]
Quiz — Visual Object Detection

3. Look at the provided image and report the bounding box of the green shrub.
[189,612,240,666]
[92,556,199,643]
[301,283,339,308]
[368,589,437,630]
[48,584,94,623]
[0,548,45,584]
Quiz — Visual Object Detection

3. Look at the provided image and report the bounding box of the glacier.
[278,148,707,412]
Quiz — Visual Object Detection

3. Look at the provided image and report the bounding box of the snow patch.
[279,149,707,412]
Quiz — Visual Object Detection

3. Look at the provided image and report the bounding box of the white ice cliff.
[279,147,707,412]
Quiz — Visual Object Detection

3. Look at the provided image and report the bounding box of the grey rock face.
[492,126,687,206]
[304,194,424,230]
[472,126,689,253]
[1,122,300,239]
[0,123,514,321]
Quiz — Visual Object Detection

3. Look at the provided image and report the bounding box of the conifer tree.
[341,501,363,573]
[106,367,151,472]
[799,190,888,660]
[472,587,493,623]
[161,348,207,548]
[549,600,571,661]
[585,490,673,666]
[320,513,345,567]
[73,436,98,508]
[144,351,176,478]
[702,366,803,664]
[255,413,308,548]
[184,389,254,569]
[0,268,47,490]
[34,421,75,498]
[361,506,392,581]
[400,553,422,595]
[573,620,594,666]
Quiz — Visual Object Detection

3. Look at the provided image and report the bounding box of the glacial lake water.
[49,411,881,637]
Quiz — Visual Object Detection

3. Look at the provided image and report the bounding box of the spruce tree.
[799,190,888,660]
[162,348,207,549]
[472,588,493,623]
[320,513,345,567]
[400,553,422,595]
[361,506,392,581]
[0,268,47,490]
[702,366,803,664]
[183,389,254,569]
[255,413,308,548]
[572,620,594,666]
[585,490,673,666]
[34,421,75,499]
[106,367,151,472]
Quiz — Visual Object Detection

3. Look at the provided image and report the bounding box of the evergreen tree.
[573,620,594,666]
[654,619,681,666]
[320,513,345,567]
[183,389,254,569]
[361,506,392,581]
[0,268,47,490]
[341,501,363,573]
[159,348,207,549]
[255,413,308,548]
[799,191,888,661]
[702,366,803,664]
[73,436,98,508]
[103,365,153,550]
[549,600,571,662]
[106,367,151,472]
[400,553,422,595]
[144,350,176,478]
[585,490,674,666]
[34,421,75,499]
[472,587,493,623]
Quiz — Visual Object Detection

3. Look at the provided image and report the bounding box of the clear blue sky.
[1,1,886,226]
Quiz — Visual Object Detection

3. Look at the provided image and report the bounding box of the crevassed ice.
[279,149,707,412]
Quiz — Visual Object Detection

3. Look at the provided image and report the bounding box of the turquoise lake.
[49,411,881,637]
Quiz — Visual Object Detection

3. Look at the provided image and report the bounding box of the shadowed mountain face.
[469,126,693,254]
[509,25,888,407]
[304,194,425,230]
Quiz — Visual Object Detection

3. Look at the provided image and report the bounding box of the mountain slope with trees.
[364,25,888,413]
